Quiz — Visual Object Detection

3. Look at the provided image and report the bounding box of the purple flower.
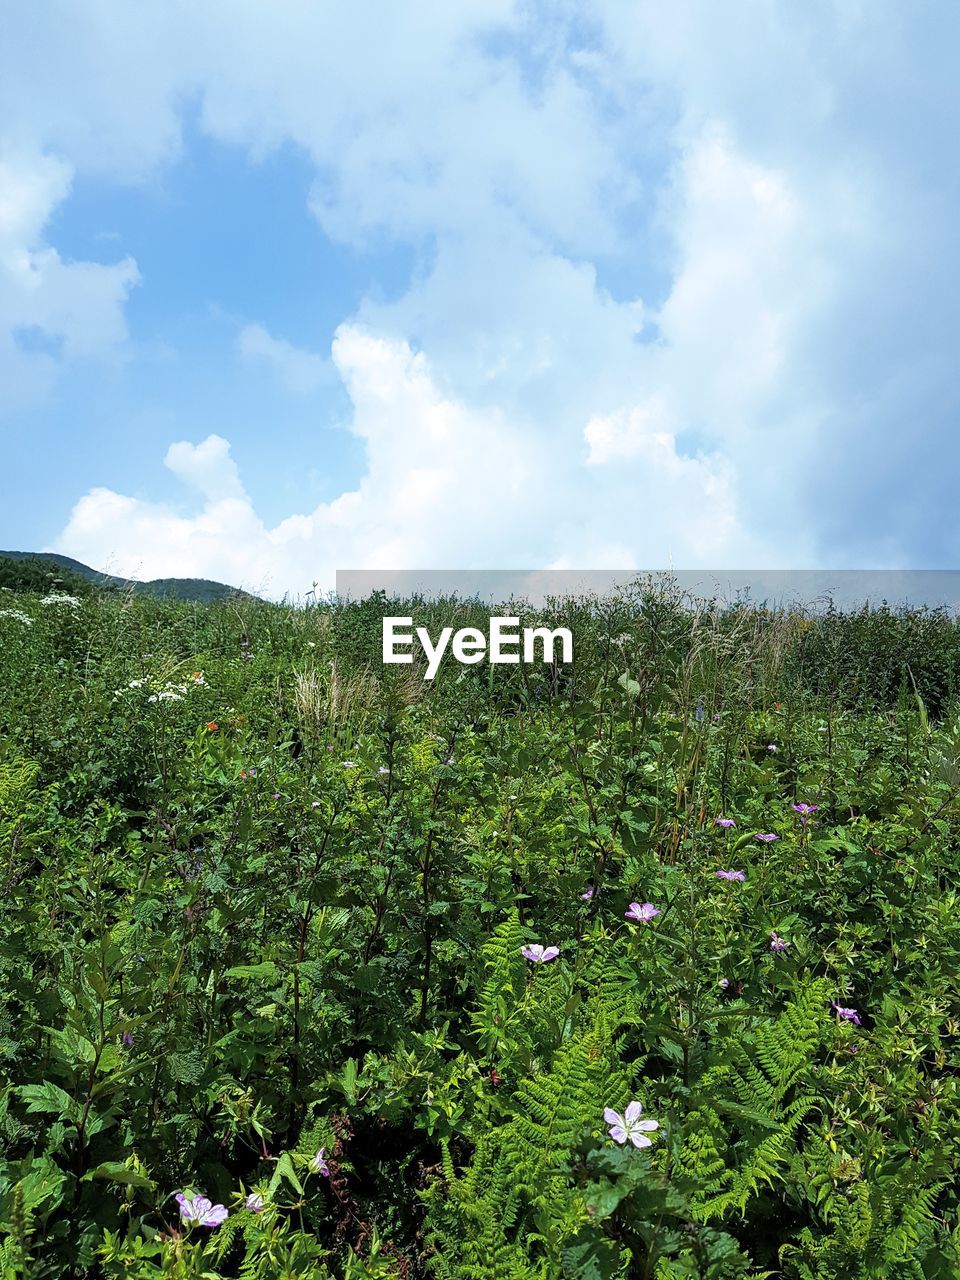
[580,886,595,901]
[695,698,704,722]
[755,832,779,843]
[176,1193,229,1228]
[791,803,818,815]
[625,902,660,923]
[309,1149,330,1176]
[719,977,730,988]
[767,744,778,752]
[521,944,560,964]
[121,1032,134,1047]
[245,1192,265,1213]
[604,1100,659,1148]
[272,792,281,799]
[378,766,390,775]
[769,931,790,952]
[715,817,736,829]
[715,869,746,881]
[832,1003,862,1026]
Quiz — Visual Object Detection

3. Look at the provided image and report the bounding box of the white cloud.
[55,322,747,592]
[0,148,139,413]
[238,324,331,394]
[4,0,956,572]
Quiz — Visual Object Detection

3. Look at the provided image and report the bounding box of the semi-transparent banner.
[335,570,960,612]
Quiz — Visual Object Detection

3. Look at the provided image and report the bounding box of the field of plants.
[2,580,960,1279]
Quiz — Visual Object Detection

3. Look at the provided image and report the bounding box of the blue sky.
[2,3,958,595]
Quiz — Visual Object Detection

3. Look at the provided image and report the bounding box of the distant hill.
[0,552,253,603]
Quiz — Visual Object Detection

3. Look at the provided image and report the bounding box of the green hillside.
[0,551,252,602]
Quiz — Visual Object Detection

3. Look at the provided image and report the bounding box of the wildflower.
[176,1193,229,1227]
[695,698,704,722]
[521,944,560,963]
[755,832,779,843]
[769,931,789,951]
[719,978,730,989]
[309,1149,330,1176]
[40,593,80,607]
[604,1100,659,1148]
[580,886,595,901]
[0,609,32,625]
[342,760,357,768]
[311,801,322,808]
[272,792,281,799]
[190,672,206,685]
[818,726,829,733]
[832,1003,862,1026]
[378,766,390,775]
[121,1032,134,1046]
[792,803,818,815]
[240,768,257,779]
[767,744,777,752]
[625,902,660,923]
[206,721,219,732]
[715,817,736,829]
[245,1192,265,1213]
[715,869,746,881]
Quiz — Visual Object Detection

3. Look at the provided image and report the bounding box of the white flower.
[40,593,80,607]
[0,609,32,625]
[604,1100,659,1148]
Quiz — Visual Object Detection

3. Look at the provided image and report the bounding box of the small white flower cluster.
[0,609,32,625]
[113,671,207,703]
[40,593,81,607]
[148,687,187,703]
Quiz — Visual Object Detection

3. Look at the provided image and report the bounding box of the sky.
[2,2,958,597]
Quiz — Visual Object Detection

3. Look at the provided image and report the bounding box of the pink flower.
[604,1100,659,1148]
[715,817,736,829]
[580,886,595,901]
[832,1003,862,1026]
[625,902,660,923]
[755,832,779,843]
[245,1192,265,1213]
[521,944,560,963]
[176,1194,229,1228]
[309,1149,330,1176]
[715,869,745,881]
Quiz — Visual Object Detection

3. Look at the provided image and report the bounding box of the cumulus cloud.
[0,148,139,413]
[3,0,956,577]
[55,323,745,593]
[238,324,331,394]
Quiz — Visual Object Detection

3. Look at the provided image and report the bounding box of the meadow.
[2,579,960,1278]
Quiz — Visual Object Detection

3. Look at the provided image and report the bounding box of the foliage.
[0,579,959,1277]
